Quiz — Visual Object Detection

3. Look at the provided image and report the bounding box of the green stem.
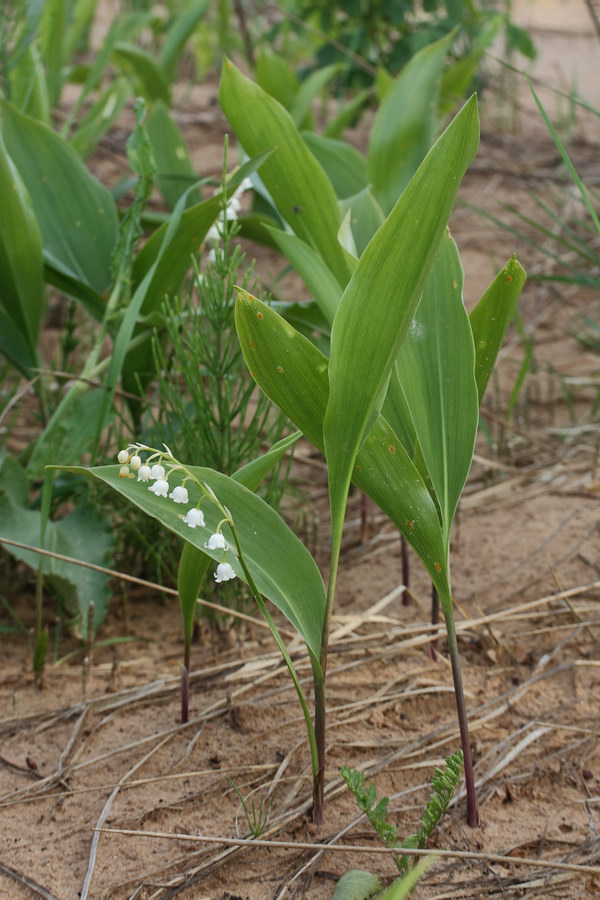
[229,522,320,786]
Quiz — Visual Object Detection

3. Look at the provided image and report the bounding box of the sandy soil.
[1,3,600,898]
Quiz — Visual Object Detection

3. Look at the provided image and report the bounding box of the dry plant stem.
[444,611,479,827]
[180,664,189,725]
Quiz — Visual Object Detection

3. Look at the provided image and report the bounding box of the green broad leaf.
[325,96,479,549]
[159,0,210,81]
[235,290,448,587]
[301,131,368,200]
[1,101,118,295]
[332,869,382,900]
[255,48,300,110]
[339,186,386,257]
[146,100,199,209]
[112,42,171,105]
[470,255,526,404]
[44,262,105,321]
[396,231,478,538]
[9,42,50,123]
[375,65,394,102]
[439,16,502,116]
[236,213,281,250]
[70,76,130,159]
[177,431,301,643]
[219,59,351,286]
[0,457,114,638]
[266,226,342,323]
[323,88,370,139]
[58,463,326,660]
[290,63,343,129]
[0,132,44,373]
[368,30,454,214]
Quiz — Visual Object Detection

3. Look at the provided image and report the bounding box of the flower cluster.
[116,445,237,584]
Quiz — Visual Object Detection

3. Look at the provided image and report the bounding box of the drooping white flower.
[117,449,129,464]
[183,508,205,528]
[119,465,129,478]
[169,485,189,504]
[130,455,142,470]
[137,465,151,482]
[214,561,236,583]
[150,464,165,480]
[205,533,226,550]
[149,478,169,498]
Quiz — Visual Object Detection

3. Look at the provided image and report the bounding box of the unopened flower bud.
[119,465,129,478]
[130,455,142,470]
[117,449,129,464]
[150,464,165,480]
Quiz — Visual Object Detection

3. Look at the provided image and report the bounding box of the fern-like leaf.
[398,749,463,872]
[340,766,398,848]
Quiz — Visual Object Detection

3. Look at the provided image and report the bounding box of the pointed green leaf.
[302,132,368,199]
[396,232,478,537]
[0,132,44,370]
[339,186,385,257]
[112,42,171,105]
[159,0,210,81]
[290,63,343,128]
[146,100,199,209]
[325,96,479,546]
[177,431,301,643]
[70,77,130,159]
[469,255,526,404]
[267,226,343,323]
[323,88,370,139]
[235,290,448,586]
[255,48,300,110]
[57,463,326,660]
[219,59,351,286]
[369,30,454,214]
[439,16,502,116]
[1,101,118,294]
[9,42,50,123]
[332,869,382,900]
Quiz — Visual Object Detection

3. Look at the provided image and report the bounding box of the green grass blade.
[470,255,526,404]
[325,96,479,555]
[219,59,351,286]
[235,291,448,587]
[368,30,454,214]
[396,231,478,537]
[57,463,326,660]
[1,100,118,295]
[290,63,343,128]
[529,80,600,235]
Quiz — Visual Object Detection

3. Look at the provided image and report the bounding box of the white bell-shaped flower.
[117,449,129,464]
[205,533,226,551]
[137,465,151,482]
[214,561,236,583]
[169,485,189,504]
[148,478,169,498]
[130,455,142,470]
[183,508,205,528]
[150,464,166,480]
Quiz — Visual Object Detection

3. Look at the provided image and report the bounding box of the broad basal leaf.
[58,463,327,661]
[235,290,449,587]
[219,59,351,286]
[324,96,479,550]
[396,231,478,539]
[1,100,118,295]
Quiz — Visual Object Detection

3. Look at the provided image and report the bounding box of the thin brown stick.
[0,861,60,900]
[97,828,600,875]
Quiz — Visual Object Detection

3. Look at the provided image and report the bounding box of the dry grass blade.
[97,828,600,875]
[0,860,60,900]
